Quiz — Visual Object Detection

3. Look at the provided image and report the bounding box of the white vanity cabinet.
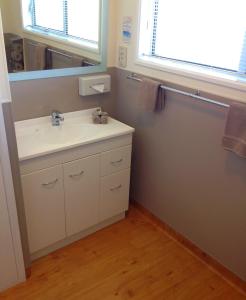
[20,134,133,259]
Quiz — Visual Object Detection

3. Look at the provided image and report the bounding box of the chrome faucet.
[51,111,64,126]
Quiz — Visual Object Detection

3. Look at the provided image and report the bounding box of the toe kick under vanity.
[15,108,134,260]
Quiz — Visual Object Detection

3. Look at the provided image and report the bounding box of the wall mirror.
[0,0,108,81]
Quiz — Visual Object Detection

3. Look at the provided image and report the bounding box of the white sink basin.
[37,123,99,145]
[15,108,134,161]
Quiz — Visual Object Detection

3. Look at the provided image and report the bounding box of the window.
[22,0,100,49]
[139,0,246,78]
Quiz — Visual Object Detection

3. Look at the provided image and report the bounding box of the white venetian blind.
[67,0,100,43]
[30,0,100,44]
[34,0,64,32]
[150,0,246,74]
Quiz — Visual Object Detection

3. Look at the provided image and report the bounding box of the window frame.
[137,0,246,92]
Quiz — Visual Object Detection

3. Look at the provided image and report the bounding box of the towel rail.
[47,48,72,59]
[26,41,73,59]
[127,73,230,109]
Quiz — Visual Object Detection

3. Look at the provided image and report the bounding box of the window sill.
[136,55,246,93]
[23,27,100,55]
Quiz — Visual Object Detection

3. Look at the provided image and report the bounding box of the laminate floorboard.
[1,207,245,300]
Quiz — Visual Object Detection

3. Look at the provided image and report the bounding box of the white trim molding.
[0,9,11,103]
[0,10,26,291]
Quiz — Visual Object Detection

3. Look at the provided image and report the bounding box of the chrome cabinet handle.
[69,171,84,178]
[110,158,123,165]
[42,179,58,187]
[110,184,122,192]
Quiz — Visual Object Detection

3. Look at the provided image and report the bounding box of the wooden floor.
[1,207,245,300]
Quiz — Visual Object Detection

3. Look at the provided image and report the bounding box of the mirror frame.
[8,0,108,82]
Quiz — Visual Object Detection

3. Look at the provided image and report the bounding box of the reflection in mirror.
[0,0,103,75]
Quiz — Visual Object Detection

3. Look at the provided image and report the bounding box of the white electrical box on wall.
[119,46,128,68]
[79,74,111,96]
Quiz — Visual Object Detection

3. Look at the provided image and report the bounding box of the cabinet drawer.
[63,155,100,236]
[21,165,66,253]
[100,169,130,222]
[101,145,132,177]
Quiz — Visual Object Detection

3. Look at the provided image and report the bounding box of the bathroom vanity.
[15,108,134,260]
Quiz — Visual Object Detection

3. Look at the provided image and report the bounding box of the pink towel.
[222,103,246,158]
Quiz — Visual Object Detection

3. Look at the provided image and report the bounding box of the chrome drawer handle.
[110,159,123,165]
[110,184,122,192]
[69,171,84,178]
[42,179,58,187]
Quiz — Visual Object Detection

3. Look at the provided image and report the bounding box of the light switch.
[119,46,127,68]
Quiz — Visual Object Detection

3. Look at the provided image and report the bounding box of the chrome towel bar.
[127,73,230,109]
[47,48,72,59]
[27,42,73,59]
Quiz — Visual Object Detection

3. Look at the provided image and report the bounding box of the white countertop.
[15,108,135,161]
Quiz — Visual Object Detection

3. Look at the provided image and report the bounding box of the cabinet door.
[100,169,130,222]
[22,165,66,254]
[63,155,100,236]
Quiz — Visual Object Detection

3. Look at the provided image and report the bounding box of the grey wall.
[10,68,117,121]
[115,69,246,281]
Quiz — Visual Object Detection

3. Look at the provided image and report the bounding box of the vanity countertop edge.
[15,108,135,162]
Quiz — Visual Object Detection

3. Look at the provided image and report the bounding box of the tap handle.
[52,111,62,118]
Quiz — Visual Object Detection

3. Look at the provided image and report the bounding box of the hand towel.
[45,50,83,69]
[139,78,165,112]
[71,55,83,67]
[23,39,47,71]
[222,103,246,158]
[45,48,53,70]
[155,85,166,112]
[45,48,71,69]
